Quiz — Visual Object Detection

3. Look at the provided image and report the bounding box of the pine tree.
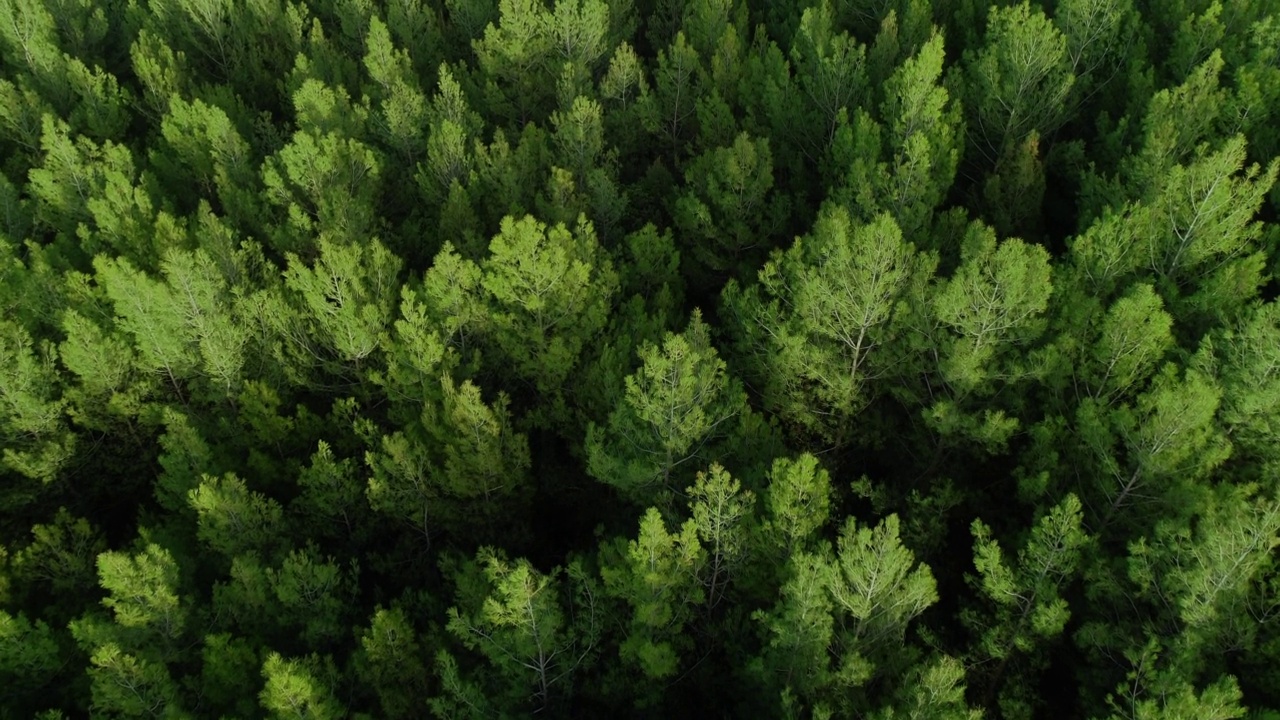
[261,111,382,252]
[788,0,868,162]
[964,494,1090,718]
[723,208,926,446]
[761,453,833,556]
[0,319,74,483]
[479,214,618,399]
[155,96,261,232]
[280,235,402,372]
[0,610,63,713]
[361,15,428,165]
[354,606,429,718]
[188,472,285,560]
[1212,302,1280,464]
[674,131,783,275]
[877,32,963,239]
[445,547,599,712]
[268,545,351,646]
[1081,363,1229,531]
[827,513,937,684]
[961,1,1076,165]
[599,507,704,680]
[292,440,366,543]
[198,633,259,718]
[688,464,754,610]
[586,310,746,506]
[1082,283,1175,404]
[260,652,346,720]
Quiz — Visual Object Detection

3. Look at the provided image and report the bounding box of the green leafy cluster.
[2,0,1280,718]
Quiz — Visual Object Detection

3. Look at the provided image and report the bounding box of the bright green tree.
[188,472,285,560]
[478,214,618,398]
[280,235,402,374]
[688,464,754,610]
[876,32,963,238]
[827,513,938,684]
[0,319,74,483]
[261,111,382,252]
[960,2,1075,164]
[260,652,346,720]
[586,311,746,506]
[761,454,833,557]
[444,547,599,712]
[723,208,926,446]
[963,494,1090,718]
[599,507,704,681]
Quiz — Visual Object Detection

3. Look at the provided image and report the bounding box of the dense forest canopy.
[2,0,1280,717]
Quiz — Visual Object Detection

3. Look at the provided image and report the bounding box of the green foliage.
[96,543,188,644]
[675,130,783,275]
[1083,364,1229,530]
[877,32,963,237]
[724,208,925,446]
[871,655,982,720]
[189,472,284,559]
[761,453,832,555]
[199,632,259,717]
[0,610,61,691]
[3,2,1280,717]
[445,547,599,712]
[1084,283,1175,403]
[965,494,1089,716]
[961,2,1075,164]
[586,310,746,505]
[354,606,429,718]
[268,545,350,645]
[262,123,382,252]
[362,15,428,163]
[156,96,260,229]
[293,440,364,540]
[931,221,1054,395]
[424,375,532,522]
[754,511,937,713]
[11,507,106,601]
[82,643,187,718]
[754,550,837,698]
[478,214,618,396]
[1213,302,1280,461]
[0,319,74,482]
[828,513,937,681]
[1127,484,1280,669]
[281,235,402,368]
[688,464,754,609]
[365,371,531,543]
[600,507,704,679]
[260,652,346,719]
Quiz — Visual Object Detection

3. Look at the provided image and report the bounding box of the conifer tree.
[260,652,346,720]
[599,507,704,681]
[876,32,963,239]
[444,547,599,713]
[961,2,1075,165]
[0,319,74,483]
[723,208,925,446]
[478,214,618,399]
[354,606,430,719]
[964,494,1089,718]
[586,310,746,506]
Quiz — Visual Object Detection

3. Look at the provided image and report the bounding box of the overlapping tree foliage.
[2,0,1280,717]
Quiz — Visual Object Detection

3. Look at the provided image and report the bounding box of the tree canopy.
[2,0,1280,718]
